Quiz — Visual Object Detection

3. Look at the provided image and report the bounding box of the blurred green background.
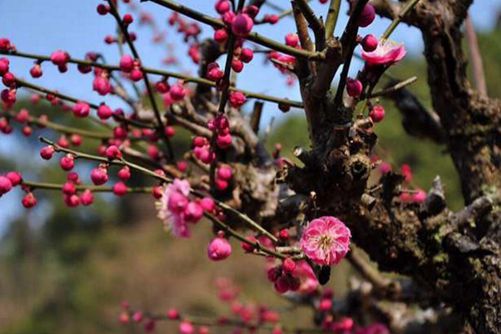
[1,24,500,334]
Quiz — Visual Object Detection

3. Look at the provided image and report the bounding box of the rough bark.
[282,1,501,333]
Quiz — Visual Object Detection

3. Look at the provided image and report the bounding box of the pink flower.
[361,40,406,66]
[156,179,193,238]
[207,235,232,261]
[300,216,351,266]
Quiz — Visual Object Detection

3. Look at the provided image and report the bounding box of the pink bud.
[214,28,228,43]
[40,145,55,160]
[263,14,279,24]
[22,192,37,208]
[80,189,94,206]
[217,165,232,180]
[30,64,43,78]
[91,167,108,185]
[179,321,194,334]
[6,171,22,186]
[193,136,207,147]
[369,105,385,123]
[132,311,143,323]
[105,145,122,159]
[62,181,76,195]
[72,101,90,118]
[231,14,253,37]
[170,83,186,101]
[361,34,378,52]
[229,91,246,108]
[274,276,290,293]
[118,166,131,181]
[231,59,244,73]
[50,50,70,66]
[346,78,363,97]
[243,5,259,18]
[119,55,134,72]
[215,0,231,14]
[65,194,80,207]
[129,68,143,82]
[207,63,224,81]
[207,236,232,261]
[113,182,128,196]
[92,75,111,96]
[167,308,180,320]
[97,103,113,120]
[0,57,9,76]
[401,164,413,182]
[319,298,332,312]
[123,13,133,25]
[240,48,253,63]
[164,126,176,138]
[200,197,215,212]
[60,154,75,171]
[282,258,296,274]
[2,72,16,87]
[358,4,376,27]
[285,33,299,47]
[215,178,229,191]
[412,190,427,203]
[216,134,232,149]
[0,176,13,195]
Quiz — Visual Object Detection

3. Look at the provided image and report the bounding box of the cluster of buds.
[0,43,17,106]
[267,258,301,293]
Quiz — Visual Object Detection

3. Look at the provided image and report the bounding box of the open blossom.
[361,40,406,66]
[300,216,351,266]
[156,179,192,238]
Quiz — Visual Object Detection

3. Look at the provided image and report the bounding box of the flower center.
[318,235,333,251]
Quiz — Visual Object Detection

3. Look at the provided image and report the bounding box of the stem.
[142,0,324,60]
[23,180,152,193]
[0,49,303,108]
[325,0,341,39]
[216,201,278,243]
[364,76,417,98]
[14,77,154,129]
[381,0,420,40]
[0,110,111,139]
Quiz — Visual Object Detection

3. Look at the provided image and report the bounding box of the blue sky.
[0,0,500,233]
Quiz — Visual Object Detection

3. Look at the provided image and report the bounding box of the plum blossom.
[361,40,406,66]
[300,216,351,266]
[156,179,192,238]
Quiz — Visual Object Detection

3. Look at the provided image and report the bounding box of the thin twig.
[325,0,341,38]
[364,76,417,98]
[381,0,420,40]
